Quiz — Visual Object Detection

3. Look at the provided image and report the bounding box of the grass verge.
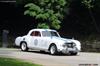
[0,57,42,66]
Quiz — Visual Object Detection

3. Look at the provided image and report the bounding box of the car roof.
[30,29,57,32]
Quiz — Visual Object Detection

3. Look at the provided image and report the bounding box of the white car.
[15,29,81,55]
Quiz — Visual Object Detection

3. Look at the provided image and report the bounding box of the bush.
[80,34,100,52]
[0,35,2,47]
[8,36,15,48]
[0,35,15,48]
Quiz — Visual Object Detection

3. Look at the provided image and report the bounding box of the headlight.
[73,43,76,46]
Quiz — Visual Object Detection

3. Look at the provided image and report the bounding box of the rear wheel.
[50,45,58,55]
[21,42,28,51]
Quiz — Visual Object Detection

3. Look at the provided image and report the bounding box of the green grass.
[0,57,42,66]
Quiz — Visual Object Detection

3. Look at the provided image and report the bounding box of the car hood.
[52,36,81,50]
[52,36,74,43]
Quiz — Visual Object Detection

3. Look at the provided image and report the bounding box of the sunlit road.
[0,48,100,66]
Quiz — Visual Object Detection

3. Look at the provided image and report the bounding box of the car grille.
[66,43,74,48]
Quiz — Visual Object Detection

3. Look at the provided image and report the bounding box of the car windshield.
[42,31,60,37]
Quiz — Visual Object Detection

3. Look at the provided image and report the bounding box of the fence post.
[2,30,9,48]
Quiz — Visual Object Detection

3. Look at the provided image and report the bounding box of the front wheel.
[70,52,78,55]
[50,45,58,55]
[21,42,28,51]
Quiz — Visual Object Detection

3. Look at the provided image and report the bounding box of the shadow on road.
[26,50,78,56]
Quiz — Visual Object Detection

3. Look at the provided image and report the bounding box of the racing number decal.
[34,39,38,46]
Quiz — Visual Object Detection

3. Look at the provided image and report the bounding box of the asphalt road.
[0,48,100,66]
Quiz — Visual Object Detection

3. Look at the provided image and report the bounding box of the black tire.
[21,42,28,51]
[40,50,45,53]
[49,45,58,55]
[70,52,78,55]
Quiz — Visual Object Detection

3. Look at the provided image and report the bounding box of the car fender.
[49,37,65,50]
[15,36,23,46]
[15,35,31,47]
[71,40,81,51]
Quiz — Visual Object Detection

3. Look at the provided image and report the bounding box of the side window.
[34,31,41,37]
[42,31,50,37]
[30,31,41,37]
[30,31,35,36]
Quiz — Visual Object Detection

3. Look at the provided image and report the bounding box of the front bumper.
[59,47,79,54]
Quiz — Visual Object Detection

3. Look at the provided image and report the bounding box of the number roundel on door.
[34,39,38,46]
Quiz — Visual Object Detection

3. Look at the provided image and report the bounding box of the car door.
[29,31,41,49]
[33,31,42,49]
[39,31,51,50]
[40,37,51,50]
[29,31,36,48]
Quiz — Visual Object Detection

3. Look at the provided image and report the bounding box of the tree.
[16,0,33,5]
[82,0,100,33]
[24,0,67,29]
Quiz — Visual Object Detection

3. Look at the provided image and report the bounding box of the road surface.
[0,48,100,66]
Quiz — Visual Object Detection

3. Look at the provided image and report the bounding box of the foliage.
[0,57,42,66]
[81,0,100,33]
[0,42,1,47]
[95,0,100,7]
[0,36,2,47]
[16,0,33,5]
[37,23,49,29]
[24,0,67,30]
[16,0,100,35]
[82,0,94,8]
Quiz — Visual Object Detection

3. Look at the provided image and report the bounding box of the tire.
[40,50,45,53]
[50,45,58,55]
[71,52,78,55]
[21,42,28,51]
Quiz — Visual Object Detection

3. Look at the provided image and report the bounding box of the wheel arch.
[20,41,29,51]
[20,41,27,47]
[48,43,57,51]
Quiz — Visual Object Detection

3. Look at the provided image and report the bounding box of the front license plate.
[68,48,76,51]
